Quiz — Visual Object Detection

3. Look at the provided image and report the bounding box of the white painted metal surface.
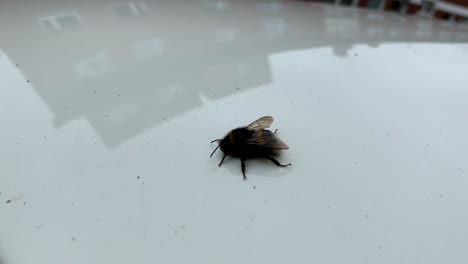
[1,1,468,264]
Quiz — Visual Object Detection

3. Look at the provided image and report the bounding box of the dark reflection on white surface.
[0,0,467,147]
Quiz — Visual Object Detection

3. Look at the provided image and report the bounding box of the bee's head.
[219,136,232,154]
[210,133,233,158]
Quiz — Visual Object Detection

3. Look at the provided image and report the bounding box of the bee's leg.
[241,158,247,180]
[218,154,227,167]
[274,129,278,134]
[268,157,291,167]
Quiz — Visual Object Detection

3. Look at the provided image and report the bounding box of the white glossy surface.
[1,1,468,263]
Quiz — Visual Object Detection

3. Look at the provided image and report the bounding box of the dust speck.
[253,186,256,190]
[6,200,11,204]
[137,176,140,179]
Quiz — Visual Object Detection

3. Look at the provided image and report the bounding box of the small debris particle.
[235,87,240,90]
[354,53,358,56]
[23,202,26,205]
[6,200,11,204]
[253,186,256,190]
[72,237,76,241]
[386,133,390,136]
[16,64,18,67]
[440,195,444,198]
[27,80,30,83]
[105,115,109,118]
[137,176,140,179]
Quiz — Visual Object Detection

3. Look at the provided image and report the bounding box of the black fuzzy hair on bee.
[210,116,291,180]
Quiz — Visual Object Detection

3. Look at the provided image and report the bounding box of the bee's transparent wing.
[247,130,289,149]
[246,116,274,130]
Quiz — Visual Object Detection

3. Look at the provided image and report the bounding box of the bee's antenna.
[210,139,220,143]
[210,144,220,158]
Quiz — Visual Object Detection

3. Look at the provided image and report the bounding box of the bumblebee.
[210,116,291,180]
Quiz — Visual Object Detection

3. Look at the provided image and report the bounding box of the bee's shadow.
[213,155,290,179]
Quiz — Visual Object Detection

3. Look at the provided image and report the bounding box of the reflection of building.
[0,0,466,147]
[311,0,468,21]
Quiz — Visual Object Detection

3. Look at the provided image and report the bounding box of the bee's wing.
[272,137,289,149]
[247,130,289,149]
[246,116,274,130]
